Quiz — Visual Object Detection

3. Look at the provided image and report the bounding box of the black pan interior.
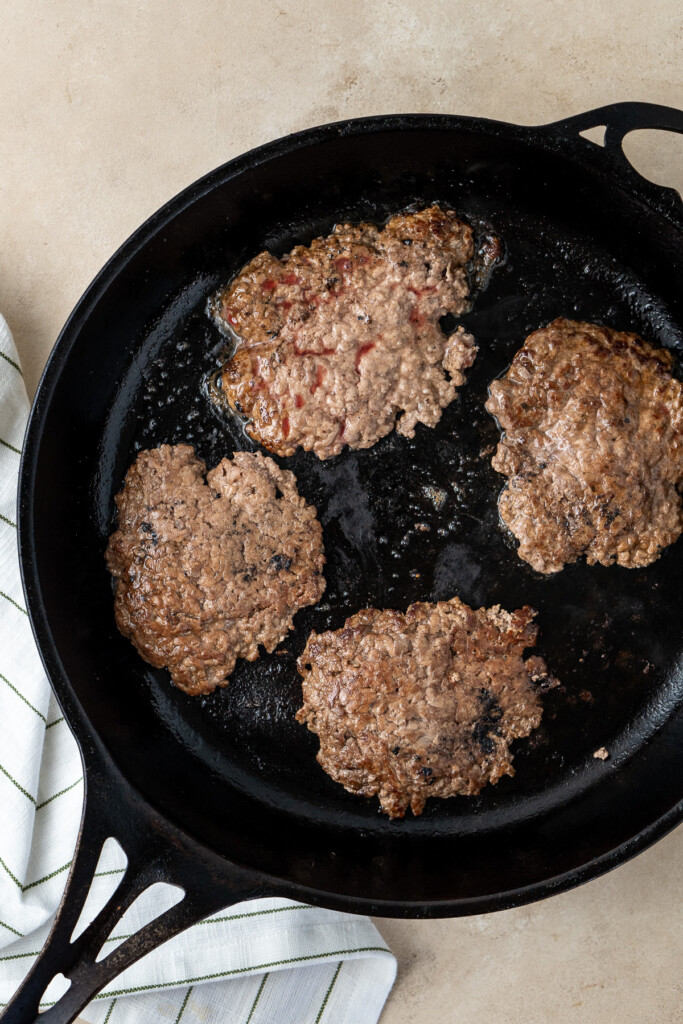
[22,118,683,912]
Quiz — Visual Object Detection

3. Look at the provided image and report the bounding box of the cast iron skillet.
[5,102,683,1024]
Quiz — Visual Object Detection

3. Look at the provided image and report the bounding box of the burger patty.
[106,444,325,695]
[486,318,683,574]
[296,597,548,818]
[211,205,477,459]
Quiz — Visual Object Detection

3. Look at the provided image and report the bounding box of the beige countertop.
[2,1,682,1021]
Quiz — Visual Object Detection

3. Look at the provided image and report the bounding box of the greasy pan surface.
[20,114,683,914]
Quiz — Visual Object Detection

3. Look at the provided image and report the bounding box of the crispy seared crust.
[106,444,325,694]
[486,318,683,573]
[297,596,547,818]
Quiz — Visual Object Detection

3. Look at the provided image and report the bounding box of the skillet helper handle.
[544,101,683,212]
[0,744,274,1024]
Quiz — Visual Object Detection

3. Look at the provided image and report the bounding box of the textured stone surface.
[2,1,681,1020]
[377,829,683,1024]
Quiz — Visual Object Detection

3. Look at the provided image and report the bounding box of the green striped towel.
[0,315,396,1024]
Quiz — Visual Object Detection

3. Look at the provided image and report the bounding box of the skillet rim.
[17,108,683,917]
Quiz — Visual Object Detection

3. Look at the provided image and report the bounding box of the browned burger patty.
[486,318,683,574]
[296,597,548,818]
[105,444,325,695]
[211,205,477,459]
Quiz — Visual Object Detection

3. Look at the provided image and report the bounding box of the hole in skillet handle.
[622,130,683,198]
[92,881,185,963]
[545,101,683,214]
[37,976,71,1014]
[69,838,129,944]
[0,743,275,1024]
[578,125,607,147]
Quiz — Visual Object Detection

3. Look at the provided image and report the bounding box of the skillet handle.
[543,101,683,211]
[0,740,275,1024]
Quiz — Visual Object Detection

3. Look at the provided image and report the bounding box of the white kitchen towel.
[0,314,396,1024]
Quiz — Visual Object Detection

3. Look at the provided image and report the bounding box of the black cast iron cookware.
[5,102,683,1024]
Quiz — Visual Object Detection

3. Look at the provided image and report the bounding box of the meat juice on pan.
[116,196,683,824]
